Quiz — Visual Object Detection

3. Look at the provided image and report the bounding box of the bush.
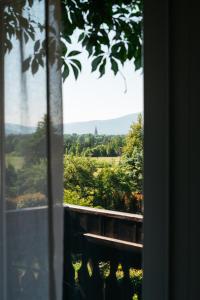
[11,192,47,209]
[64,189,94,207]
[17,160,47,195]
[63,154,142,213]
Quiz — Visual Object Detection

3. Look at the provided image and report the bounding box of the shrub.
[63,189,94,207]
[13,192,47,209]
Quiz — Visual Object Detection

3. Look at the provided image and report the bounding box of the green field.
[90,156,121,165]
[6,154,24,170]
[5,154,120,171]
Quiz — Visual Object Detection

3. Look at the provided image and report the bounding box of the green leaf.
[24,32,29,44]
[28,0,34,6]
[134,47,142,70]
[111,43,121,55]
[111,58,119,75]
[62,63,70,81]
[71,59,82,71]
[99,58,106,78]
[71,63,79,80]
[78,32,84,42]
[37,54,44,67]
[31,58,39,75]
[116,8,129,14]
[65,36,71,44]
[82,36,89,47]
[98,36,109,46]
[34,40,40,52]
[28,31,35,41]
[91,55,103,72]
[127,43,135,60]
[68,50,81,57]
[61,41,68,57]
[20,16,29,28]
[86,43,94,57]
[22,57,31,72]
[134,57,141,70]
[87,46,93,57]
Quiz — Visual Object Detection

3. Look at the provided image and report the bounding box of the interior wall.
[143,1,170,299]
[143,0,200,299]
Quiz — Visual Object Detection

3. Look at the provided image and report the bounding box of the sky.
[5,1,47,128]
[5,9,143,128]
[63,53,143,124]
[5,42,143,127]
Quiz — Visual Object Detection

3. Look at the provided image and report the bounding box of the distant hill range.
[5,123,36,135]
[64,113,139,135]
[6,113,140,135]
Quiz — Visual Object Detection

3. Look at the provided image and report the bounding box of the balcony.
[7,205,143,300]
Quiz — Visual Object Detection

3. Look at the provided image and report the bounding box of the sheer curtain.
[0,1,63,299]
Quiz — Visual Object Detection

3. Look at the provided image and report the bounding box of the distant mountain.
[6,113,140,135]
[5,123,36,135]
[64,113,140,135]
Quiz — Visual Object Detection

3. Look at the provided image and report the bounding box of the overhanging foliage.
[3,0,143,80]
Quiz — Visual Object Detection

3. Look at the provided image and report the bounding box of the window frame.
[143,1,170,299]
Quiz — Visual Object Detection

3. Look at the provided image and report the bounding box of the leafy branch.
[3,0,143,80]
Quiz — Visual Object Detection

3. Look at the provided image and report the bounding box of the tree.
[61,0,143,79]
[21,116,47,164]
[94,127,98,136]
[63,153,142,213]
[122,114,143,193]
[63,155,96,196]
[17,160,47,195]
[3,0,143,79]
[94,164,132,210]
[5,164,18,198]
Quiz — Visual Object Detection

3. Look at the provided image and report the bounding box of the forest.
[64,133,125,157]
[5,115,143,214]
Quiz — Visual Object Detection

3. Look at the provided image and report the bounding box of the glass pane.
[4,1,49,298]
[1,1,63,299]
[61,1,143,299]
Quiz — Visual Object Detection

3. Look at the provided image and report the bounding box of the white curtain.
[0,0,63,299]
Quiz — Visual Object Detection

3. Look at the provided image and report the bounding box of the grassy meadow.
[6,154,24,170]
[90,156,121,165]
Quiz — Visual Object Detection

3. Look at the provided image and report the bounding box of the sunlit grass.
[6,153,24,170]
[92,156,120,163]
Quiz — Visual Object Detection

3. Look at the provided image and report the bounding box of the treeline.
[5,117,48,209]
[64,134,125,157]
[5,114,144,214]
[6,134,32,155]
[64,115,144,214]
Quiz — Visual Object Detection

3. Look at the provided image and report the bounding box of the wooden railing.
[63,204,143,300]
[6,205,143,300]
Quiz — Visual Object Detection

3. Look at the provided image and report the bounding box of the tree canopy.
[3,0,143,79]
[61,0,143,79]
[63,117,143,213]
[5,117,143,213]
[122,114,143,192]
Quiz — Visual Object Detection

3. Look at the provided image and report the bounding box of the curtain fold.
[0,1,63,299]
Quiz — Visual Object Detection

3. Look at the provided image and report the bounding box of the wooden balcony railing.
[63,204,143,300]
[6,205,143,300]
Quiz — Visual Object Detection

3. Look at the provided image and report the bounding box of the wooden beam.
[83,233,143,252]
[65,204,143,223]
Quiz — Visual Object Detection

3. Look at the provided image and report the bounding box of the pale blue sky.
[5,2,47,128]
[6,17,143,127]
[63,54,143,124]
[6,44,143,127]
[5,3,143,127]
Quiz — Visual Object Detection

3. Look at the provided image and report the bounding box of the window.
[0,1,63,299]
[1,1,198,300]
[61,1,144,299]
